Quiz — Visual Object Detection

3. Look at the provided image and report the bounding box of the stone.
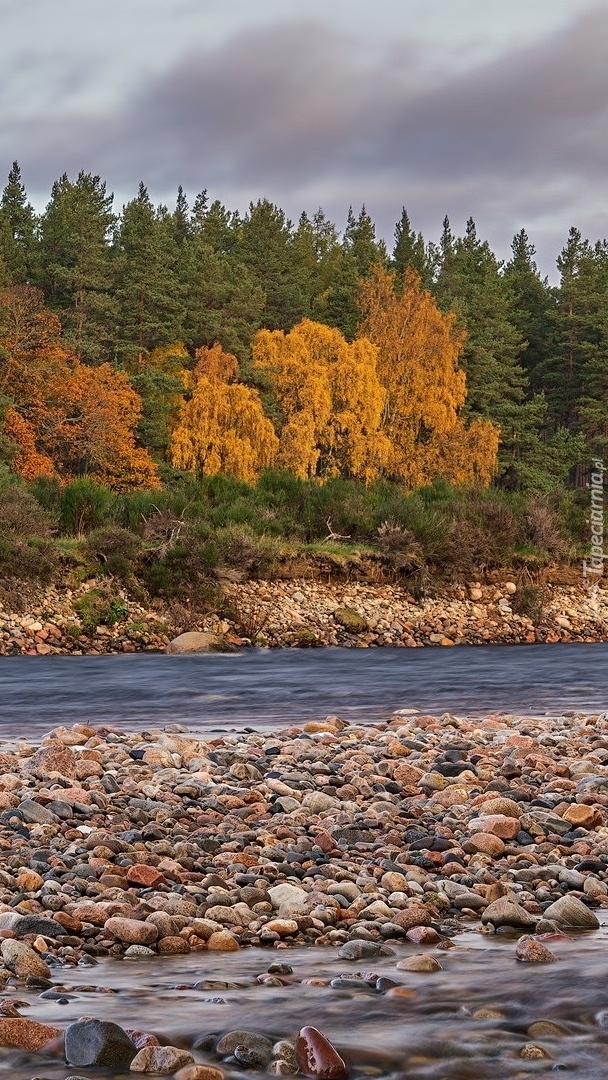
[0,939,51,978]
[130,1045,195,1073]
[396,954,442,972]
[25,744,76,778]
[166,632,232,654]
[12,915,65,938]
[338,940,383,960]
[65,1019,137,1068]
[216,1030,273,1065]
[481,897,538,931]
[393,903,436,931]
[175,1069,226,1080]
[126,864,167,888]
[295,1026,348,1080]
[333,607,368,634]
[406,926,441,945]
[157,936,190,955]
[515,936,558,963]
[466,831,505,856]
[562,804,603,829]
[104,917,159,945]
[16,799,60,824]
[207,931,239,951]
[0,1017,61,1050]
[302,791,337,814]
[264,919,298,936]
[470,814,521,839]
[542,895,600,930]
[268,883,309,912]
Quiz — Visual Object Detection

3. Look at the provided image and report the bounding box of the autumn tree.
[358,264,499,488]
[252,319,390,482]
[170,343,278,482]
[0,285,159,489]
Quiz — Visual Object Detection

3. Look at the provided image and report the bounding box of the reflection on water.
[4,926,608,1078]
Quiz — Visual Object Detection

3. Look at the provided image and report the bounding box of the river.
[1,642,608,739]
[2,643,608,1078]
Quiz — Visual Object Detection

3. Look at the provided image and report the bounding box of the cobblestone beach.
[1,576,608,655]
[2,710,608,1075]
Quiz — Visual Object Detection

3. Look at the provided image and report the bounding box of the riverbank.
[1,710,608,1074]
[1,572,607,655]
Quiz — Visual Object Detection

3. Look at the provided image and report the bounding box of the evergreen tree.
[172,185,191,247]
[293,208,341,316]
[113,183,184,362]
[0,162,37,283]
[503,229,554,382]
[37,172,116,363]
[392,208,432,285]
[235,199,308,330]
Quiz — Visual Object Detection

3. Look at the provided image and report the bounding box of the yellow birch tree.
[169,343,278,482]
[252,319,390,482]
[358,265,499,487]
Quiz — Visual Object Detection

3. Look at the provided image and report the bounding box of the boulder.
[65,1018,137,1068]
[333,607,368,634]
[166,632,234,654]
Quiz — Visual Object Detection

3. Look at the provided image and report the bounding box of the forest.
[0,162,605,586]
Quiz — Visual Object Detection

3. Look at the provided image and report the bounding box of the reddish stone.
[0,1018,61,1051]
[126,865,166,888]
[296,1026,348,1080]
[406,926,441,945]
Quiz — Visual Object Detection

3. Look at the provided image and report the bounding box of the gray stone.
[17,799,60,824]
[542,895,600,930]
[216,1030,274,1064]
[65,1019,137,1068]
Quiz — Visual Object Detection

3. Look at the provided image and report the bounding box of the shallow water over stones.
[4,929,608,1079]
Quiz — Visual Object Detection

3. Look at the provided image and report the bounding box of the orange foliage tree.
[358,265,499,487]
[169,343,278,482]
[0,285,159,489]
[252,319,390,482]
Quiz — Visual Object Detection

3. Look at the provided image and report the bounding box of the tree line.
[0,162,605,494]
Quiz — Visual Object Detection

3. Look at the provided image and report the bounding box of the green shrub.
[59,478,114,536]
[83,526,143,579]
[73,587,129,634]
[215,523,281,579]
[0,536,59,582]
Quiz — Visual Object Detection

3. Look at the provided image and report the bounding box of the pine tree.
[392,208,432,285]
[0,162,37,283]
[37,172,116,363]
[235,199,307,330]
[113,183,184,362]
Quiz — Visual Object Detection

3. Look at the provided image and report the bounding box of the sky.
[1,0,607,276]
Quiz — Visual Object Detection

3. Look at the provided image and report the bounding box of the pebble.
[130,1045,195,1073]
[515,936,558,963]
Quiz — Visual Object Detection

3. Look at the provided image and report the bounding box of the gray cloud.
[1,5,606,271]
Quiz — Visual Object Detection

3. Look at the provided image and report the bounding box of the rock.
[338,940,383,960]
[166,632,233,654]
[12,915,65,938]
[515,936,558,963]
[562,804,603,829]
[216,1030,273,1065]
[175,1068,226,1080]
[65,1019,137,1068]
[268,884,309,912]
[295,1026,348,1080]
[333,608,368,634]
[302,792,337,814]
[104,917,159,945]
[393,903,436,931]
[406,926,441,945]
[16,798,60,824]
[396,954,442,972]
[25,744,76,778]
[207,931,239,951]
[0,939,51,978]
[481,897,538,931]
[130,1045,195,1073]
[542,895,600,930]
[126,864,167,888]
[264,919,298,936]
[0,1017,61,1050]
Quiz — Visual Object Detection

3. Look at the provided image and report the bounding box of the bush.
[0,484,57,539]
[83,526,143,579]
[0,536,59,582]
[215,523,281,579]
[73,586,129,634]
[59,478,114,536]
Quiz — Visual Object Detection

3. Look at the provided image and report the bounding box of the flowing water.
[3,643,608,1077]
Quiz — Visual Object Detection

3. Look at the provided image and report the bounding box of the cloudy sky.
[2,0,606,274]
